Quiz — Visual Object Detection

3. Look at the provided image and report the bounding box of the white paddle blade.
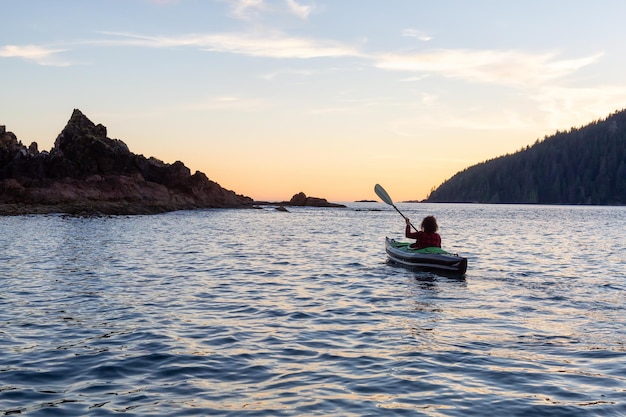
[374,184,394,205]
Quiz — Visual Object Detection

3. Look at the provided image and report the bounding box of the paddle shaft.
[391,203,419,232]
[374,184,418,232]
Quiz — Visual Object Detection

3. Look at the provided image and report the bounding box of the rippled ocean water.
[1,203,625,416]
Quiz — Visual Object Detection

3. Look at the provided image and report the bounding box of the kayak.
[385,237,468,274]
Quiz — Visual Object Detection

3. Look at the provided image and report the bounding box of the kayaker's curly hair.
[420,215,439,233]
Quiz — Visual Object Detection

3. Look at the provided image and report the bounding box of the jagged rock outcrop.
[0,109,253,215]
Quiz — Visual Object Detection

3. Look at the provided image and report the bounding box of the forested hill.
[426,109,626,205]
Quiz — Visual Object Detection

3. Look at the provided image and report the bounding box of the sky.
[2,0,626,202]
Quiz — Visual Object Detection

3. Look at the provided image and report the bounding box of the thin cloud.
[199,33,358,58]
[285,0,313,19]
[0,44,71,66]
[399,75,430,82]
[92,31,603,88]
[228,0,313,20]
[402,29,432,42]
[260,68,318,80]
[2,29,604,91]
[530,85,626,130]
[230,0,266,20]
[98,31,362,59]
[375,49,603,87]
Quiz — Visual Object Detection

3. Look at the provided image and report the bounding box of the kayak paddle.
[374,184,418,231]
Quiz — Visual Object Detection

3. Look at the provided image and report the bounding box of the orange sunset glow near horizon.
[4,1,626,203]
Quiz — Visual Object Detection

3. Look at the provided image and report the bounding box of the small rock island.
[269,192,346,208]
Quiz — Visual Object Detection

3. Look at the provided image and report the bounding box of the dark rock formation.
[282,192,346,208]
[0,109,253,215]
[253,192,346,208]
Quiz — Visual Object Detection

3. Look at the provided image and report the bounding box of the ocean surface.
[1,203,624,416]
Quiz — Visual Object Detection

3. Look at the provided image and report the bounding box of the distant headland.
[426,108,626,205]
[0,110,344,215]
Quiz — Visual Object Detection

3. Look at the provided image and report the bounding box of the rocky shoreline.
[0,110,345,215]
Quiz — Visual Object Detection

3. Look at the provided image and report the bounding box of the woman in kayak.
[405,216,441,249]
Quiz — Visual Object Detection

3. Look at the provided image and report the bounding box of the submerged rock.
[0,109,253,215]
